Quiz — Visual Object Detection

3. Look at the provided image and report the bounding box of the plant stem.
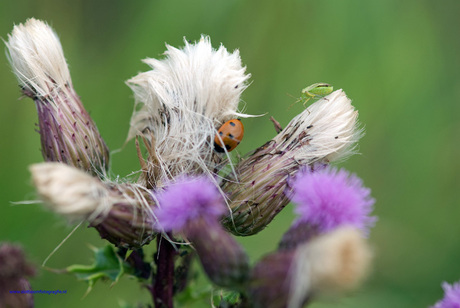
[153,233,176,308]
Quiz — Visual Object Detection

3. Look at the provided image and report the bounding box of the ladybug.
[214,119,244,153]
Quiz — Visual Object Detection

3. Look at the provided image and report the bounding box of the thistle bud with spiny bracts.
[221,90,363,236]
[90,182,157,248]
[154,176,250,289]
[6,18,109,177]
[30,163,156,248]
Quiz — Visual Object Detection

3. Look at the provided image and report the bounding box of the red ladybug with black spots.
[214,119,244,153]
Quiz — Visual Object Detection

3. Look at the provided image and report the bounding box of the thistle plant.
[6,18,377,308]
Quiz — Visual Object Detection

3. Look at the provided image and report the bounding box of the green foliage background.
[1,1,459,307]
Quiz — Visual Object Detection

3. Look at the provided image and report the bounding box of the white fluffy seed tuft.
[274,90,363,164]
[5,18,72,98]
[126,36,251,184]
[288,227,372,307]
[30,163,112,221]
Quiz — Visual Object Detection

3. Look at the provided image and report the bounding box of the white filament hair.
[275,89,363,164]
[30,163,112,221]
[126,36,251,183]
[5,18,72,98]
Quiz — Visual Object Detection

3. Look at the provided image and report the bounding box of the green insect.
[289,83,333,109]
[300,83,333,102]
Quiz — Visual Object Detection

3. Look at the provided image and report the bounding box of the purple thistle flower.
[154,176,226,232]
[154,175,249,288]
[432,281,460,308]
[290,167,376,235]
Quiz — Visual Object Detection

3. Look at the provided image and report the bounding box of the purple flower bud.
[185,219,250,288]
[278,222,320,251]
[154,176,249,288]
[0,243,35,308]
[431,281,460,308]
[250,250,297,308]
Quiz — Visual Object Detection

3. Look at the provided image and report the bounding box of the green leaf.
[213,289,244,308]
[175,282,213,306]
[66,245,132,294]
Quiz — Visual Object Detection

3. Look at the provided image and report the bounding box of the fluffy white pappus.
[30,163,112,221]
[288,227,372,307]
[126,36,251,183]
[5,18,72,98]
[274,90,363,164]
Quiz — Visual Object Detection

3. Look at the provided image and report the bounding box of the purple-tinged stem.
[153,234,176,308]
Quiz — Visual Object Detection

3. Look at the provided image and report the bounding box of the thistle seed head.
[222,90,362,236]
[126,36,251,187]
[290,227,372,300]
[5,18,70,97]
[6,18,110,176]
[30,163,156,248]
[30,163,111,221]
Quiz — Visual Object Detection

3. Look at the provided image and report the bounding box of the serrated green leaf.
[220,290,241,304]
[66,245,132,293]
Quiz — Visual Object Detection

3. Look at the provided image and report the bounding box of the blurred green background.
[1,0,460,307]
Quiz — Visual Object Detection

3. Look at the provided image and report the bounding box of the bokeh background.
[1,1,460,307]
